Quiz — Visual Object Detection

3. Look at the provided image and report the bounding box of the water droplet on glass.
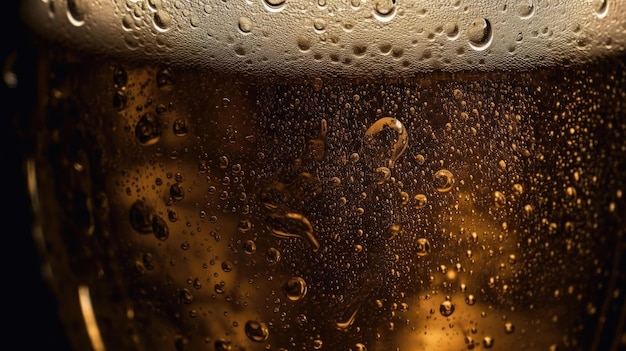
[313,18,327,32]
[66,0,85,26]
[263,0,286,12]
[214,340,231,351]
[483,337,495,348]
[465,294,476,305]
[517,0,535,19]
[135,113,162,145]
[129,201,155,234]
[434,169,454,193]
[414,193,428,209]
[297,36,312,52]
[439,300,455,316]
[266,247,281,264]
[373,166,392,184]
[444,22,459,39]
[467,18,493,51]
[179,288,193,304]
[363,117,408,168]
[416,238,431,257]
[267,212,320,252]
[238,16,253,33]
[173,119,189,136]
[245,320,269,342]
[373,0,397,22]
[284,277,308,301]
[593,0,609,18]
[152,215,169,241]
[154,10,172,31]
[504,322,515,334]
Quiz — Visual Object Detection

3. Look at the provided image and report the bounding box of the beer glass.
[16,0,626,350]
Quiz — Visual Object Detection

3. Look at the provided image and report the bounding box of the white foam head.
[22,0,626,78]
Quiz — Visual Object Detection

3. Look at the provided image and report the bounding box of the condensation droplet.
[135,113,162,146]
[173,119,189,136]
[373,0,397,22]
[66,0,85,26]
[245,320,269,342]
[154,10,172,32]
[214,340,231,351]
[129,200,155,234]
[297,36,312,52]
[444,22,459,39]
[414,193,427,209]
[439,300,455,317]
[434,169,454,193]
[467,18,493,51]
[483,337,495,348]
[465,294,476,305]
[284,277,308,301]
[504,322,515,334]
[267,212,320,251]
[238,16,253,33]
[517,0,535,19]
[266,247,281,264]
[363,117,408,168]
[416,238,431,257]
[263,0,286,12]
[593,0,609,18]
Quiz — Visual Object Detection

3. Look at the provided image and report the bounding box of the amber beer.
[22,1,625,350]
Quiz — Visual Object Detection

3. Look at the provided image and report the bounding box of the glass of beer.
[18,0,626,350]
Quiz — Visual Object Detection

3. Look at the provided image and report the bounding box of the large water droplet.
[373,0,397,22]
[517,0,535,19]
[415,238,431,256]
[284,277,308,301]
[267,212,320,251]
[154,10,172,32]
[593,0,609,18]
[135,113,162,146]
[129,200,155,234]
[245,320,269,342]
[66,0,85,26]
[439,300,455,316]
[434,169,454,193]
[238,17,253,33]
[263,0,286,12]
[467,18,493,51]
[363,117,408,168]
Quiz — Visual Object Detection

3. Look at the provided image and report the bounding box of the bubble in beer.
[439,300,455,317]
[415,238,431,256]
[238,17,253,33]
[135,113,162,146]
[373,0,397,23]
[267,212,320,252]
[517,0,535,19]
[245,320,269,342]
[284,276,308,301]
[434,169,454,193]
[467,18,493,51]
[66,0,85,26]
[363,117,408,168]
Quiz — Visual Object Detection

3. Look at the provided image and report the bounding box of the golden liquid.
[30,44,626,351]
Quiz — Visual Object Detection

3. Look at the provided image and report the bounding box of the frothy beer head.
[22,0,626,78]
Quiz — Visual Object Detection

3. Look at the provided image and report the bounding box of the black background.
[5,1,72,350]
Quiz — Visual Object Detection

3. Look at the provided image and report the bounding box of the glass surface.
[12,1,626,350]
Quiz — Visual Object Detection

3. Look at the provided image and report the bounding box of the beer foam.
[22,0,626,78]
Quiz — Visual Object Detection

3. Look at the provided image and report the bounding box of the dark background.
[5,1,72,350]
